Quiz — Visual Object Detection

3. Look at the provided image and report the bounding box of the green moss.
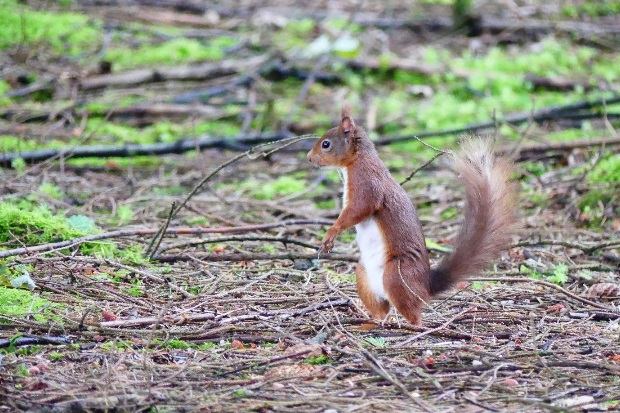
[0,201,86,246]
[105,37,236,70]
[315,199,335,210]
[262,176,305,199]
[0,0,102,55]
[578,153,620,223]
[0,288,56,322]
[0,80,11,107]
[123,285,144,297]
[0,135,48,152]
[563,1,620,18]
[588,154,620,184]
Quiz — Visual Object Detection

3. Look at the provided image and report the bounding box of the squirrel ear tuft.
[339,104,355,135]
[341,103,352,120]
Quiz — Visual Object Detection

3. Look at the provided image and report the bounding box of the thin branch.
[159,235,319,253]
[153,252,358,263]
[469,276,616,311]
[146,201,176,259]
[0,219,333,259]
[146,134,318,256]
[513,238,620,254]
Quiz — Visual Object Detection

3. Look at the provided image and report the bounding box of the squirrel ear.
[340,116,355,134]
[339,104,356,135]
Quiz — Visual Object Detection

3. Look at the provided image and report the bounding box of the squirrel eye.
[321,140,331,149]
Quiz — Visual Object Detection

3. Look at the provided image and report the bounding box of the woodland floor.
[0,1,620,412]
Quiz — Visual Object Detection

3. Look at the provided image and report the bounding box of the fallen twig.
[505,137,620,161]
[0,219,333,259]
[0,335,72,348]
[469,276,616,311]
[513,238,620,254]
[153,252,358,263]
[3,98,619,165]
[80,55,269,89]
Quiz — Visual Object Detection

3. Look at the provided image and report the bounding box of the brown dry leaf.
[358,322,379,331]
[102,310,118,321]
[264,364,325,380]
[584,283,620,299]
[284,343,324,358]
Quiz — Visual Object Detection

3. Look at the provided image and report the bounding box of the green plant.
[116,205,134,225]
[39,182,63,200]
[49,352,65,361]
[197,342,217,351]
[546,263,569,285]
[304,354,330,364]
[233,389,251,398]
[163,339,190,350]
[364,336,387,348]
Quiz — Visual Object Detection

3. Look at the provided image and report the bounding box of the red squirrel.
[307,106,516,325]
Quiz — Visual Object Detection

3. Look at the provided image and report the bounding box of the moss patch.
[0,288,56,322]
[0,0,102,55]
[105,37,237,70]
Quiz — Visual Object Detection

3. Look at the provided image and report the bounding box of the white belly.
[356,218,387,300]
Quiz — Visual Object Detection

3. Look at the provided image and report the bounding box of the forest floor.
[0,0,619,412]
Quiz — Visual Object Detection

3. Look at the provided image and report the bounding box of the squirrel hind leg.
[356,263,390,319]
[383,258,430,326]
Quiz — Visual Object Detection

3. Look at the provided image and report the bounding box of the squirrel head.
[307,105,359,168]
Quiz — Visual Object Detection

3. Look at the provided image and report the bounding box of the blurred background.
[0,0,618,226]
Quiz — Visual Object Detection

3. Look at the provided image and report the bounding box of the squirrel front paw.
[320,232,336,254]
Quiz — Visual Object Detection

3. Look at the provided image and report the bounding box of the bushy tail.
[430,138,517,296]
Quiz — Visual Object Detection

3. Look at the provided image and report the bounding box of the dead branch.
[469,276,616,311]
[80,55,269,89]
[513,238,620,254]
[160,236,319,252]
[153,252,358,263]
[4,97,620,166]
[78,1,620,37]
[504,137,620,160]
[0,132,290,165]
[376,95,620,145]
[0,335,71,349]
[99,298,350,329]
[0,219,333,259]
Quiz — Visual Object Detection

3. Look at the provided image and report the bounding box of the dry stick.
[159,235,319,253]
[0,219,332,259]
[2,117,618,166]
[469,276,615,311]
[505,136,620,158]
[376,95,620,146]
[394,307,472,348]
[513,239,620,254]
[144,134,318,259]
[99,298,348,329]
[153,252,358,263]
[146,201,176,259]
[215,349,314,378]
[400,152,445,185]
